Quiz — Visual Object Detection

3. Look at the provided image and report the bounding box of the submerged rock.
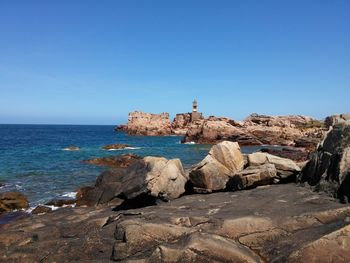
[299,123,350,202]
[189,141,244,191]
[102,144,130,150]
[45,198,75,207]
[0,192,29,214]
[83,153,141,168]
[31,205,52,215]
[63,146,80,151]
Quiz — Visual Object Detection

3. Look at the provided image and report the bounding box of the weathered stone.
[31,205,52,215]
[102,144,130,150]
[227,163,278,190]
[248,152,301,179]
[83,154,141,168]
[189,141,244,191]
[288,224,350,263]
[126,111,172,136]
[77,156,188,206]
[0,192,29,213]
[299,124,350,201]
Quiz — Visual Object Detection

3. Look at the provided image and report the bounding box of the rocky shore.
[0,118,349,262]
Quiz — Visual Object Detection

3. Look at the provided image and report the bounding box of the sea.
[0,124,264,208]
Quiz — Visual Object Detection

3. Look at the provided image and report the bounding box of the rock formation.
[0,192,29,214]
[102,144,130,150]
[123,111,172,136]
[325,114,350,128]
[189,141,244,191]
[298,123,350,202]
[183,114,325,151]
[77,156,188,206]
[171,113,192,135]
[83,154,141,168]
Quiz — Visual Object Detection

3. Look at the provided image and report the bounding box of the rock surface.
[77,156,188,206]
[299,123,350,202]
[125,111,172,136]
[0,192,29,214]
[2,184,350,262]
[325,113,350,128]
[63,146,80,151]
[83,154,141,168]
[189,141,244,191]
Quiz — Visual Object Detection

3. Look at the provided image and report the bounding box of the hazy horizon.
[1,1,349,125]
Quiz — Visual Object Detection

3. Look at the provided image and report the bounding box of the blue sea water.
[0,124,263,207]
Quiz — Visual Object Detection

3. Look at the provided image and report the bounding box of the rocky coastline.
[1,118,350,262]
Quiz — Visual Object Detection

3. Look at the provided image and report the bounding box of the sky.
[0,0,349,124]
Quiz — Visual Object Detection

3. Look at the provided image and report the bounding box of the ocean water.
[0,124,263,207]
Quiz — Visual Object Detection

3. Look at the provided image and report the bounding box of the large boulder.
[325,114,350,128]
[0,192,29,213]
[247,152,301,181]
[298,124,350,202]
[77,156,188,207]
[189,141,244,191]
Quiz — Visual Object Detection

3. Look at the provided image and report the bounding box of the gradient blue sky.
[0,1,349,124]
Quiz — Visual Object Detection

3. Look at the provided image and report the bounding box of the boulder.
[31,205,52,215]
[101,144,130,150]
[83,154,141,168]
[76,156,188,206]
[325,114,350,128]
[247,152,301,181]
[0,192,29,213]
[189,141,244,191]
[45,198,75,207]
[299,124,350,202]
[260,147,310,162]
[227,164,278,190]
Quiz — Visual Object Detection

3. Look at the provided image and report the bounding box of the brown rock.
[102,144,130,150]
[45,198,75,207]
[83,154,141,168]
[31,205,52,215]
[126,111,172,136]
[189,141,244,191]
[0,192,29,213]
[63,146,80,151]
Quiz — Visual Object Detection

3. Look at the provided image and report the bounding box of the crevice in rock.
[113,193,160,211]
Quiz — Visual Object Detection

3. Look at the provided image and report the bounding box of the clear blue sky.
[0,0,349,124]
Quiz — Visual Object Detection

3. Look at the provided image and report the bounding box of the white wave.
[62,192,77,199]
[107,147,141,151]
[184,141,196,145]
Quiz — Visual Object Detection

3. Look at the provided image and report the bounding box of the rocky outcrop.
[77,156,188,206]
[189,141,244,191]
[325,114,350,128]
[125,111,172,136]
[171,113,192,135]
[183,114,325,147]
[0,192,29,214]
[83,154,141,168]
[299,123,350,202]
[102,144,130,150]
[3,185,350,262]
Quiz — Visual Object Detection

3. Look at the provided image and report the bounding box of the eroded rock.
[0,192,29,214]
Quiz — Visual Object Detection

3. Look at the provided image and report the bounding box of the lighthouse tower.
[191,99,201,121]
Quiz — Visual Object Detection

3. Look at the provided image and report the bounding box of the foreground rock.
[122,111,172,136]
[83,154,141,168]
[102,144,131,150]
[77,156,188,206]
[299,123,350,202]
[2,184,350,262]
[189,141,244,191]
[0,192,29,214]
[325,113,350,128]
